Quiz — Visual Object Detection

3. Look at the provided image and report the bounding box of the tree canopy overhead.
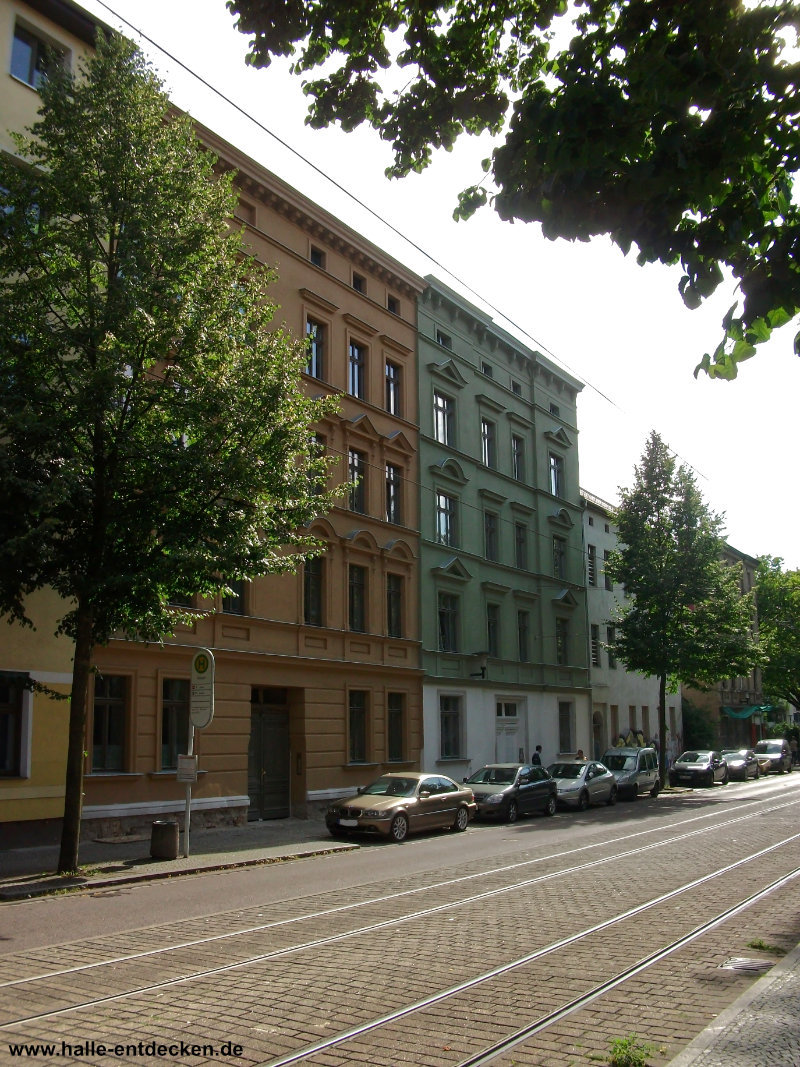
[229,0,800,378]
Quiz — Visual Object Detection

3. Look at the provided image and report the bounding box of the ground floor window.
[349,690,368,763]
[161,678,190,770]
[0,673,23,777]
[558,701,573,754]
[440,694,463,759]
[387,692,405,762]
[92,675,127,772]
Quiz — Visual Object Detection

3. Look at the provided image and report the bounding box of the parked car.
[547,760,617,809]
[668,751,728,788]
[720,748,760,781]
[465,763,557,822]
[326,772,476,842]
[601,746,660,799]
[753,738,793,775]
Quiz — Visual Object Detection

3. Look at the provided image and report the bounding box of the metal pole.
[184,722,195,858]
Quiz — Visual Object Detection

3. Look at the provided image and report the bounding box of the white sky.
[80,0,800,568]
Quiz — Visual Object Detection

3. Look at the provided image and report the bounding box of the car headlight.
[484,793,504,805]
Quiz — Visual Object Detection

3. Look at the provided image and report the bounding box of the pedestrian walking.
[531,745,542,766]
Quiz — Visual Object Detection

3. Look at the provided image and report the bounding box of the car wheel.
[650,780,661,798]
[328,827,345,838]
[453,805,469,832]
[544,795,557,816]
[390,813,409,843]
[779,764,785,774]
[755,766,760,778]
[578,790,589,811]
[606,786,617,806]
[506,800,519,824]
[704,772,714,787]
[721,771,729,785]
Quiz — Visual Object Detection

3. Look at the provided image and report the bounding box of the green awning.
[721,704,781,720]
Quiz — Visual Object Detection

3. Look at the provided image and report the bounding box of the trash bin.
[150,819,179,860]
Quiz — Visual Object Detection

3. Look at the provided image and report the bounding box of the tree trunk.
[58,604,94,874]
[658,672,668,785]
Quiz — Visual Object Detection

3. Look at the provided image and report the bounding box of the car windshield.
[754,742,780,753]
[676,752,708,763]
[548,763,583,779]
[603,754,636,771]
[361,776,418,797]
[721,750,745,760]
[466,767,517,785]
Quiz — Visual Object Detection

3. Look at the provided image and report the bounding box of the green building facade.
[418,279,591,775]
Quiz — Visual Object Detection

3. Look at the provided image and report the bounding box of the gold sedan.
[326,772,477,843]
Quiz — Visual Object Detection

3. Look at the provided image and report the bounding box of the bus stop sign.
[190,648,215,729]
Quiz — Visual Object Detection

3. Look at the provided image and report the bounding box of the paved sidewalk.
[666,941,800,1066]
[0,814,355,900]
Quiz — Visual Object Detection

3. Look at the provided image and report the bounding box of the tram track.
[4,789,800,1067]
[2,793,796,996]
[4,785,800,1066]
[254,843,800,1067]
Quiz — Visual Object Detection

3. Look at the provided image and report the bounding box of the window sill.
[344,762,379,769]
[147,770,207,779]
[436,757,468,763]
[86,772,144,781]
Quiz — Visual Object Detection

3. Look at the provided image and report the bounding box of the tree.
[228,0,800,377]
[0,34,335,873]
[755,557,800,711]
[606,432,760,780]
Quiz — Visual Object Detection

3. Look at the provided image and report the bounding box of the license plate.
[339,818,358,827]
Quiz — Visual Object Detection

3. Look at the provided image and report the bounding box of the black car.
[721,748,760,781]
[465,763,557,822]
[669,750,729,788]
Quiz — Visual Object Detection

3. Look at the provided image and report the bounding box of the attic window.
[310,245,326,269]
[387,294,400,315]
[352,272,366,294]
[436,329,452,349]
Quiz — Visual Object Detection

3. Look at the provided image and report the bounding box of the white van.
[601,747,660,799]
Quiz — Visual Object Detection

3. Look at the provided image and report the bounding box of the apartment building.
[682,543,765,748]
[419,279,591,775]
[580,490,681,759]
[1,0,425,836]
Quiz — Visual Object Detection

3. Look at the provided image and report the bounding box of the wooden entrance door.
[248,688,290,820]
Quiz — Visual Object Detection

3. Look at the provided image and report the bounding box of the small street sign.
[176,754,198,783]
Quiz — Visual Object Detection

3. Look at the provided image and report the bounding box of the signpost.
[184,648,215,857]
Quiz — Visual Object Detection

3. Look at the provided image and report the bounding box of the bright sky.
[80,0,800,568]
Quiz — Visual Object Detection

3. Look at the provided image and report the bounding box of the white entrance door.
[495,701,523,763]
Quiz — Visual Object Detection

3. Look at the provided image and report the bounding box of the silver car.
[547,760,617,810]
